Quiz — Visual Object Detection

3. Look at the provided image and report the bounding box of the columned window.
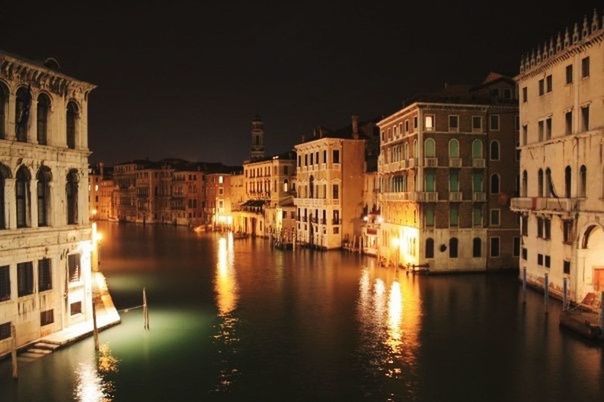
[424,138,436,157]
[66,169,79,225]
[448,139,459,158]
[0,164,9,229]
[16,87,32,142]
[0,83,7,138]
[66,101,78,149]
[579,165,587,197]
[37,94,51,145]
[472,139,483,158]
[16,166,31,228]
[36,166,52,227]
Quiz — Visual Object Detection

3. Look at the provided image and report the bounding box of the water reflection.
[213,233,240,392]
[357,264,422,399]
[74,344,118,402]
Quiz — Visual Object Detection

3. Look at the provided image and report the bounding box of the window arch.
[0,163,10,229]
[425,238,434,258]
[522,170,528,197]
[449,237,458,258]
[66,101,78,149]
[538,169,544,197]
[66,169,79,225]
[490,140,500,160]
[403,142,409,160]
[490,174,500,194]
[0,82,8,139]
[16,165,31,228]
[448,139,460,158]
[472,237,481,257]
[424,138,436,157]
[16,87,32,142]
[564,166,571,198]
[36,166,52,227]
[37,93,51,145]
[472,139,483,158]
[579,165,587,197]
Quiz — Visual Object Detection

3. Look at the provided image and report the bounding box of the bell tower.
[250,115,265,160]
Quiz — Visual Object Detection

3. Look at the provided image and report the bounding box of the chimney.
[99,162,104,177]
[352,115,359,139]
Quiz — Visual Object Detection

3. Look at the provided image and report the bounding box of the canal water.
[1,222,603,401]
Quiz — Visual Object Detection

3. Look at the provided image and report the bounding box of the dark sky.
[1,1,600,165]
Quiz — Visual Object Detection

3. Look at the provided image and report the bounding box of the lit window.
[424,115,434,131]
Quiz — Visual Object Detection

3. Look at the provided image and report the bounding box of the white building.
[511,12,604,309]
[0,52,96,355]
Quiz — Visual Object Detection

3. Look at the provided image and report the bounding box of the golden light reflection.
[215,234,238,316]
[74,344,119,402]
[387,281,402,351]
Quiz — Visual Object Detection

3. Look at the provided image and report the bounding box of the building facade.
[511,13,603,308]
[378,75,520,271]
[0,52,96,355]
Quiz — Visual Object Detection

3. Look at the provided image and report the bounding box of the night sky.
[1,1,600,165]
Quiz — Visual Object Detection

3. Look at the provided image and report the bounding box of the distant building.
[171,170,204,226]
[250,115,265,161]
[377,74,519,271]
[511,12,604,308]
[89,162,116,221]
[0,51,96,355]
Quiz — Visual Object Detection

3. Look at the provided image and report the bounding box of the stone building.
[89,162,116,221]
[0,51,96,355]
[171,169,204,226]
[378,74,519,271]
[511,12,604,308]
[294,116,375,249]
[361,171,381,255]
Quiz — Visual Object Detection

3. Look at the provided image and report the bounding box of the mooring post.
[522,267,527,304]
[143,287,149,331]
[562,277,568,311]
[10,324,17,379]
[544,273,549,315]
[92,296,100,352]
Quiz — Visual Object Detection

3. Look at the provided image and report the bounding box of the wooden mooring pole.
[143,288,150,331]
[562,277,568,312]
[10,324,17,379]
[92,298,100,352]
[599,292,604,332]
[544,273,549,315]
[522,268,527,304]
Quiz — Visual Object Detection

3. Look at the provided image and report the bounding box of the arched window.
[412,139,418,158]
[449,237,458,258]
[579,165,587,197]
[472,139,483,158]
[309,176,314,198]
[522,170,528,197]
[490,174,500,194]
[564,166,571,198]
[36,166,52,227]
[16,87,32,142]
[425,238,434,258]
[16,166,31,228]
[37,93,50,145]
[538,169,544,197]
[490,140,500,160]
[0,82,8,139]
[283,179,289,192]
[0,164,10,229]
[66,170,79,225]
[545,168,552,197]
[66,101,78,149]
[472,237,481,257]
[424,138,436,157]
[448,139,460,158]
[403,142,409,160]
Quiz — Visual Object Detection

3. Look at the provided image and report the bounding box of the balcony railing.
[449,158,462,168]
[449,192,463,202]
[332,219,341,225]
[473,192,486,202]
[424,157,438,168]
[472,158,485,168]
[419,192,438,202]
[510,197,577,213]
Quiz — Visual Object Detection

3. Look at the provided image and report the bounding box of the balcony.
[424,157,438,168]
[379,192,414,202]
[449,158,462,168]
[473,192,486,202]
[510,197,577,214]
[419,192,438,202]
[472,158,485,168]
[449,192,463,201]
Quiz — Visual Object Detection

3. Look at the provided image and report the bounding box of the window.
[0,83,7,139]
[544,255,551,268]
[424,115,434,131]
[521,215,528,236]
[68,254,81,282]
[538,120,544,142]
[283,179,289,192]
[563,260,571,275]
[472,116,482,131]
[425,238,434,258]
[521,170,528,197]
[37,166,52,227]
[70,301,82,315]
[537,217,543,238]
[490,174,500,194]
[579,165,587,197]
[472,238,481,257]
[15,87,31,142]
[513,237,520,257]
[332,184,339,199]
[37,94,50,145]
[0,265,9,301]
[472,206,483,226]
[490,237,500,257]
[565,64,573,84]
[490,209,500,226]
[565,111,573,135]
[322,150,326,163]
[564,166,571,198]
[581,105,590,131]
[537,253,543,266]
[449,205,459,227]
[545,168,552,197]
[425,206,434,227]
[538,79,544,96]
[0,322,10,340]
[405,120,410,133]
[40,309,54,326]
[472,172,483,192]
[449,238,458,258]
[538,169,544,197]
[17,262,33,297]
[581,57,590,78]
[16,166,31,228]
[448,139,459,158]
[448,115,459,131]
[66,170,78,224]
[489,141,500,160]
[66,101,78,149]
[546,75,552,92]
[545,117,552,140]
[471,139,483,158]
[489,115,499,131]
[544,219,551,240]
[218,176,223,184]
[425,171,436,192]
[424,138,436,157]
[332,150,340,164]
[449,170,459,192]
[522,87,527,102]
[310,153,313,165]
[413,116,418,129]
[563,220,573,244]
[38,258,52,292]
[522,248,527,260]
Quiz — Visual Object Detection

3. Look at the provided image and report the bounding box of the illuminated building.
[89,162,116,221]
[511,12,604,307]
[0,51,96,355]
[250,114,265,161]
[361,171,381,255]
[378,74,519,271]
[171,169,204,226]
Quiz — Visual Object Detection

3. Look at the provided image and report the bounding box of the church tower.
[250,115,265,160]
